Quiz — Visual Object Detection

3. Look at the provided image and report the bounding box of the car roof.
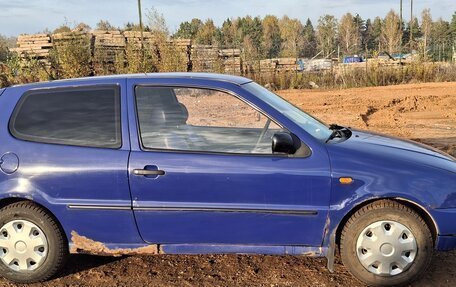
[10,73,253,89]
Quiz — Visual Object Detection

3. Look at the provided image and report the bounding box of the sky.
[0,0,455,36]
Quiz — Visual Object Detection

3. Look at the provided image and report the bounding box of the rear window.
[9,86,121,149]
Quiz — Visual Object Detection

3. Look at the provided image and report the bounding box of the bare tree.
[339,13,360,55]
[316,15,338,58]
[421,9,433,58]
[145,7,169,38]
[381,10,402,54]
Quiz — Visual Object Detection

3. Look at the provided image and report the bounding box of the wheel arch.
[335,197,439,248]
[0,197,69,244]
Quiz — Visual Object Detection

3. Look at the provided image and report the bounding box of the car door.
[127,78,331,246]
[0,80,141,244]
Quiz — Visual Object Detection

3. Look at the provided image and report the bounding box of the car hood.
[345,129,455,163]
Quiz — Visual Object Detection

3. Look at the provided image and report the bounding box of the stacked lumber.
[219,49,241,75]
[123,31,157,49]
[191,45,220,72]
[53,31,91,44]
[93,30,126,74]
[166,39,192,71]
[11,34,53,62]
[274,58,298,71]
[259,59,278,72]
[258,58,299,72]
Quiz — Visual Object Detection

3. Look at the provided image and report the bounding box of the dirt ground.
[2,82,456,287]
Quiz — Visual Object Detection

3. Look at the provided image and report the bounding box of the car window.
[243,82,332,142]
[10,86,121,149]
[135,86,284,154]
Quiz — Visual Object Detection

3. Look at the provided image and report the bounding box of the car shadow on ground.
[44,251,455,287]
[57,254,123,277]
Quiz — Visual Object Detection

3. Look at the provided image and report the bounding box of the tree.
[53,25,72,34]
[369,17,383,51]
[96,20,116,31]
[123,22,143,31]
[262,15,281,58]
[431,18,451,61]
[421,9,433,58]
[354,14,369,52]
[195,19,217,45]
[339,13,360,55]
[278,16,304,58]
[145,7,169,38]
[381,10,402,54]
[219,18,242,47]
[316,15,338,58]
[450,11,456,42]
[73,23,91,32]
[404,17,421,51]
[302,19,317,58]
[174,18,203,39]
[238,16,263,51]
[0,34,13,62]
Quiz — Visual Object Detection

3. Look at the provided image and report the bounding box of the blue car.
[0,73,454,286]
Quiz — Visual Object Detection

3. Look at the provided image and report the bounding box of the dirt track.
[2,82,456,287]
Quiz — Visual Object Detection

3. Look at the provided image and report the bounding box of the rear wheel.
[0,201,68,283]
[340,200,433,286]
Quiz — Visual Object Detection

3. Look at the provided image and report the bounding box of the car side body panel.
[126,78,332,246]
[0,74,454,258]
[0,79,143,246]
[323,131,456,252]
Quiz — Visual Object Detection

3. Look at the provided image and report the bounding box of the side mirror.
[272,132,297,154]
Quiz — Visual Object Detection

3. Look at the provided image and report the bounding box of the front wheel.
[0,201,68,283]
[340,200,433,286]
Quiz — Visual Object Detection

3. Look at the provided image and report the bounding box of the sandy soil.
[278,82,456,157]
[2,82,455,287]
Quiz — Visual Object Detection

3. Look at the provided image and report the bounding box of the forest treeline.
[1,8,456,63]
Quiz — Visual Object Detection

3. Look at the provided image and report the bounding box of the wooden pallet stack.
[123,31,157,50]
[53,31,91,45]
[275,58,298,71]
[219,49,241,75]
[165,39,192,71]
[51,32,92,77]
[52,31,92,56]
[259,59,278,73]
[191,45,220,72]
[11,34,53,65]
[92,30,126,74]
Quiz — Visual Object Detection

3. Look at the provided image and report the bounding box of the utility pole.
[137,0,145,71]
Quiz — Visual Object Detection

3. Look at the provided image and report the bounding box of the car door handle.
[133,169,165,176]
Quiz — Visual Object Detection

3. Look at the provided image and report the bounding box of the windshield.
[243,82,332,142]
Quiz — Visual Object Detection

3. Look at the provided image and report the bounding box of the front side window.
[135,86,283,154]
[10,86,121,148]
[243,82,332,142]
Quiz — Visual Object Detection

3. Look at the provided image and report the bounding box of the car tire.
[0,201,68,283]
[340,200,433,287]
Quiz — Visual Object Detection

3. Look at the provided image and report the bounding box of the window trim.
[133,84,311,158]
[9,84,123,149]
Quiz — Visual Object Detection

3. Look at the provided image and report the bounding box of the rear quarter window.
[9,85,121,149]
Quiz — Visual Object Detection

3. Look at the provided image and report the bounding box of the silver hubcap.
[356,220,417,276]
[0,220,48,271]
